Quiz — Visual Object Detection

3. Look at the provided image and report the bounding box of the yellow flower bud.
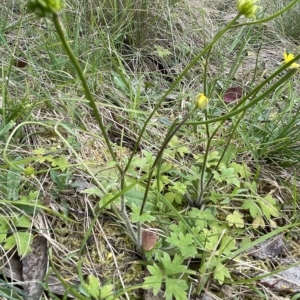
[27,0,62,18]
[237,0,258,19]
[283,51,300,69]
[194,93,209,110]
[24,165,35,177]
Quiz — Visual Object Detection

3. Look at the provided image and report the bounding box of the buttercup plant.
[283,51,300,69]
[6,0,299,298]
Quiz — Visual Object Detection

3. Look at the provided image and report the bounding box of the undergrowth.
[1,0,300,299]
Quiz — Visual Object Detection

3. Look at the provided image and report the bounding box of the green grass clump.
[271,0,300,41]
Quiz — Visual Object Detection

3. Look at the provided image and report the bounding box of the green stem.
[197,108,246,207]
[197,46,212,207]
[51,13,120,171]
[138,108,196,218]
[196,120,223,206]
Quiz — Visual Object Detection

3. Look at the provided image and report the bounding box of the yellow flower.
[194,93,209,109]
[27,0,62,18]
[237,0,259,19]
[283,51,300,69]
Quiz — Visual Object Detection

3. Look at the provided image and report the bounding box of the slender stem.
[139,109,196,218]
[199,109,246,206]
[197,45,213,207]
[51,13,120,171]
[196,119,224,206]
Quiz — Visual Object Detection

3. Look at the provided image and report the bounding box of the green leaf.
[169,222,187,235]
[162,253,186,275]
[213,166,240,187]
[222,145,237,165]
[142,150,154,170]
[3,235,17,250]
[242,199,260,218]
[28,191,39,201]
[194,151,220,168]
[164,148,176,159]
[82,274,100,298]
[165,191,183,204]
[252,214,265,229]
[52,157,69,171]
[219,236,237,255]
[225,176,240,187]
[258,195,279,219]
[156,163,172,175]
[7,160,23,200]
[153,45,171,58]
[0,121,15,136]
[0,218,8,243]
[188,208,215,229]
[152,175,170,192]
[165,278,188,300]
[171,181,188,195]
[226,211,244,228]
[99,193,114,209]
[113,73,128,92]
[214,262,231,284]
[125,189,158,211]
[15,191,41,215]
[59,122,78,136]
[101,284,118,300]
[230,162,251,179]
[130,203,155,223]
[244,181,257,193]
[12,215,31,228]
[240,237,252,248]
[166,232,197,259]
[16,232,32,257]
[81,187,103,197]
[143,264,163,295]
[128,156,147,168]
[201,228,220,251]
[4,232,32,257]
[177,146,189,158]
[210,191,223,204]
[33,147,54,163]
